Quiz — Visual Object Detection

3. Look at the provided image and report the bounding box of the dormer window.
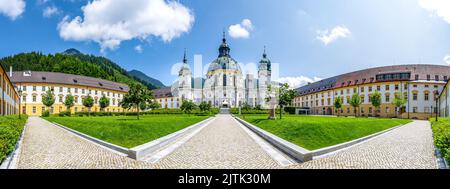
[42,77,46,81]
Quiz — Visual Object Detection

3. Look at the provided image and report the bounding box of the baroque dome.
[207,33,242,75]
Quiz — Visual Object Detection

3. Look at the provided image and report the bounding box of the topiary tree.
[99,95,110,112]
[42,89,55,115]
[370,90,382,117]
[64,94,75,113]
[180,99,197,115]
[334,97,343,117]
[349,93,362,117]
[392,92,407,118]
[82,95,94,116]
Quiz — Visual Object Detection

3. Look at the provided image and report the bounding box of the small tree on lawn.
[392,92,407,118]
[334,97,343,116]
[148,100,161,110]
[99,95,110,112]
[181,99,197,115]
[199,101,211,112]
[120,83,153,120]
[42,89,55,114]
[349,93,362,117]
[82,95,94,116]
[64,94,75,112]
[370,90,382,117]
[277,83,297,120]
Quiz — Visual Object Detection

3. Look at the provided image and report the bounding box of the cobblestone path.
[289,120,438,169]
[17,117,154,169]
[153,114,282,169]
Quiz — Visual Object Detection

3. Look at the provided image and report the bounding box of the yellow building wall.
[16,82,131,116]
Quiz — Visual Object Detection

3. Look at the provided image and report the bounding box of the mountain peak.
[63,48,82,55]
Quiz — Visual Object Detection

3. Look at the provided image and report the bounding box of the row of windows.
[26,106,124,114]
[296,91,438,107]
[22,94,120,106]
[313,106,437,114]
[301,74,448,95]
[297,84,440,102]
[20,85,122,98]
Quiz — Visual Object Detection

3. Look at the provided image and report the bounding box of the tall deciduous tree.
[370,90,382,117]
[265,83,297,120]
[120,83,153,120]
[349,93,362,117]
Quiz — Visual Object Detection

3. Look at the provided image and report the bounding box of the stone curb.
[49,120,129,155]
[46,116,215,161]
[129,116,216,160]
[234,116,312,162]
[310,124,404,157]
[0,117,29,169]
[234,116,407,163]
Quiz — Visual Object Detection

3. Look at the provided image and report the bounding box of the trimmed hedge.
[430,118,450,164]
[54,108,221,117]
[0,115,28,164]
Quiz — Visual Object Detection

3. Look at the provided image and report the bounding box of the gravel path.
[17,117,154,169]
[153,114,281,169]
[289,120,438,169]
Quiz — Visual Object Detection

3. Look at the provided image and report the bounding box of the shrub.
[284,107,296,115]
[42,110,50,117]
[431,118,450,164]
[58,111,72,117]
[0,115,28,164]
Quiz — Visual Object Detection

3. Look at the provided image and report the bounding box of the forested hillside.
[0,49,164,90]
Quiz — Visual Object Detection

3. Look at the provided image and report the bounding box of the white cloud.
[444,55,450,64]
[228,19,253,39]
[418,0,450,23]
[43,6,59,18]
[316,26,351,45]
[276,76,322,89]
[0,0,26,20]
[135,45,143,53]
[58,0,195,52]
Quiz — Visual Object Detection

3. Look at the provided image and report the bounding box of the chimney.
[9,66,12,77]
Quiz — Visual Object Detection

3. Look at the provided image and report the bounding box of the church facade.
[154,34,276,109]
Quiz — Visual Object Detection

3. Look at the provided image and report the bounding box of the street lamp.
[435,91,440,122]
[18,87,22,119]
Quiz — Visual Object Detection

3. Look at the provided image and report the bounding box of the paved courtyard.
[289,120,438,169]
[14,116,438,169]
[16,117,154,169]
[152,114,283,169]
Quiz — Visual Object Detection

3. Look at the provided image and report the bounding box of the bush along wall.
[0,115,28,164]
[430,118,450,165]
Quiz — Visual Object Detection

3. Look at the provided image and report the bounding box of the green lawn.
[45,115,210,148]
[240,115,411,150]
[0,115,28,164]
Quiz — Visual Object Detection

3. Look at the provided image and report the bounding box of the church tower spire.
[218,32,230,58]
[183,48,187,64]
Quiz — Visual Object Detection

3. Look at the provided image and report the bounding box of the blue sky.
[1,0,450,87]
